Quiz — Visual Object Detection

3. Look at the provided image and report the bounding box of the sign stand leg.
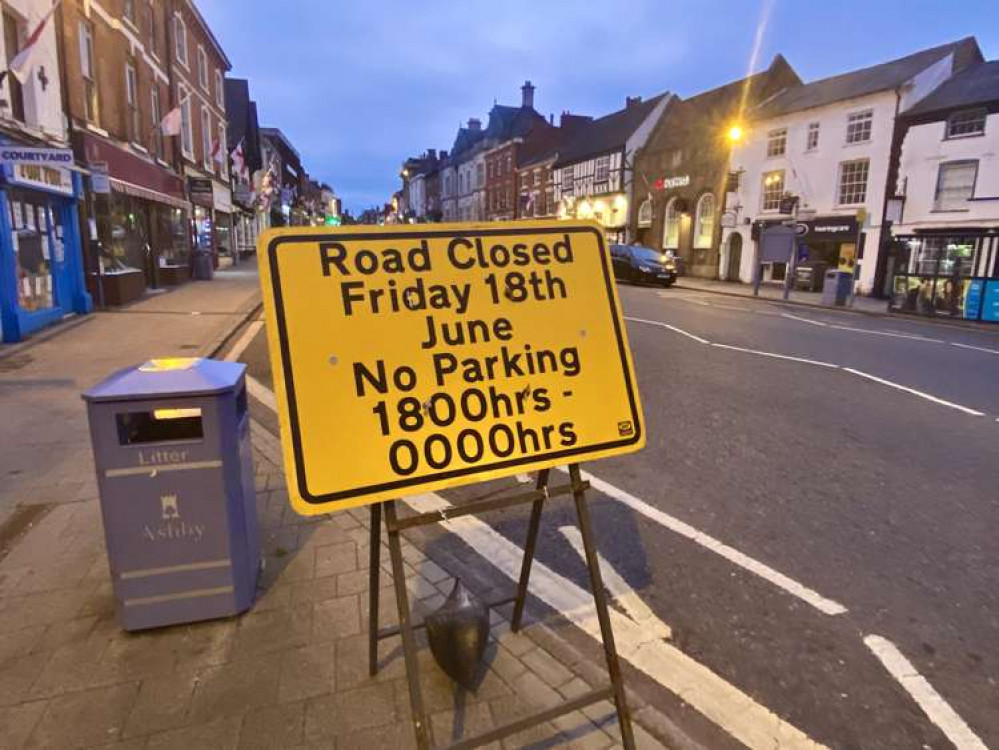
[569,465,636,749]
[383,500,433,749]
[511,468,550,632]
[368,502,382,677]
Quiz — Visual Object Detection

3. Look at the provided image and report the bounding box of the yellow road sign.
[258,221,645,514]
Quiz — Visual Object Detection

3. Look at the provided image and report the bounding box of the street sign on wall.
[258,221,645,514]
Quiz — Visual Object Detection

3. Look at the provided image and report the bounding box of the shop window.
[174,15,187,67]
[845,110,873,144]
[693,193,715,249]
[934,160,977,210]
[806,122,820,151]
[200,106,212,170]
[637,199,652,228]
[125,61,140,143]
[761,170,784,212]
[9,195,58,312]
[766,128,787,157]
[79,19,99,124]
[837,159,869,205]
[2,11,24,122]
[179,85,193,157]
[595,156,610,184]
[662,198,680,249]
[945,109,986,139]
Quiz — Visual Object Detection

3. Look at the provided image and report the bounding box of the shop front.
[558,193,629,243]
[188,177,215,272]
[889,230,999,321]
[212,180,235,267]
[752,215,862,285]
[0,142,92,343]
[76,132,190,306]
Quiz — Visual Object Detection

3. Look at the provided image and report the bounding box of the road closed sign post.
[258,221,644,750]
[259,221,644,514]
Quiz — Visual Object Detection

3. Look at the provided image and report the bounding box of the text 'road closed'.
[259,221,644,513]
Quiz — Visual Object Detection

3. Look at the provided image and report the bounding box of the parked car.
[609,244,677,287]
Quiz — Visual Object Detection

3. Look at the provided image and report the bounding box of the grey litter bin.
[822,269,852,306]
[193,250,214,281]
[83,358,259,631]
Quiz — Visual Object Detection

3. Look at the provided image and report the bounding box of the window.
[837,159,869,205]
[595,155,610,183]
[561,166,573,195]
[150,86,163,158]
[845,110,873,144]
[806,122,820,151]
[637,199,652,228]
[476,163,484,188]
[946,109,986,139]
[2,11,24,122]
[201,107,212,169]
[670,149,683,168]
[934,161,978,210]
[179,86,193,157]
[123,0,135,24]
[766,128,787,157]
[218,123,228,179]
[761,170,784,212]
[693,193,715,248]
[662,198,680,249]
[214,69,224,107]
[197,46,208,90]
[146,2,158,57]
[79,19,99,124]
[174,15,187,66]
[125,62,139,142]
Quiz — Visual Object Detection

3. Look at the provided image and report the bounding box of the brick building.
[484,140,516,220]
[59,0,194,304]
[515,113,589,219]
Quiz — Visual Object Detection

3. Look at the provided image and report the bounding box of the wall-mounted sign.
[0,146,73,167]
[720,211,737,229]
[188,177,214,207]
[653,175,690,191]
[8,163,73,196]
[258,221,645,513]
[89,162,110,194]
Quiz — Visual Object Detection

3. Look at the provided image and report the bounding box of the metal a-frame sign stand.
[367,465,636,750]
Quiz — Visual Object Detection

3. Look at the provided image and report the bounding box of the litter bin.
[794,261,828,292]
[83,358,259,630]
[193,250,214,281]
[822,269,852,306]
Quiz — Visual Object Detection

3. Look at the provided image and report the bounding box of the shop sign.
[8,162,73,196]
[791,216,858,241]
[188,177,214,207]
[653,174,690,191]
[0,146,73,167]
[982,280,999,323]
[213,181,233,213]
[720,211,738,229]
[89,162,110,194]
[258,221,645,513]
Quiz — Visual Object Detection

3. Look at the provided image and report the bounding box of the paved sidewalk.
[675,276,889,315]
[0,259,677,749]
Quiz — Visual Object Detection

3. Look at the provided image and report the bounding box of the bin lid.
[82,358,246,402]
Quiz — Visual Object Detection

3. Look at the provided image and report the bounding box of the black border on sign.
[267,225,642,505]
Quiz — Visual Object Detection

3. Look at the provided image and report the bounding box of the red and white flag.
[230,139,247,179]
[158,107,182,136]
[10,0,61,84]
[211,137,224,166]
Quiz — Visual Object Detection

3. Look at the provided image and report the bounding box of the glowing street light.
[726,124,744,144]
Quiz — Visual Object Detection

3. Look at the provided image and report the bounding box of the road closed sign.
[259,222,645,513]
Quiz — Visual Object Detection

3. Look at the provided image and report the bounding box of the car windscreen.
[630,246,663,264]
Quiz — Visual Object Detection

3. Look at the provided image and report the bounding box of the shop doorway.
[726,233,742,281]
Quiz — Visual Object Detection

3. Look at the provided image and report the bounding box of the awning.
[110,178,189,211]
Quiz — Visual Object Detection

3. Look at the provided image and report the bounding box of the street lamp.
[726,124,744,144]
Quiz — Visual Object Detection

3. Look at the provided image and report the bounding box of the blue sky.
[198,0,997,214]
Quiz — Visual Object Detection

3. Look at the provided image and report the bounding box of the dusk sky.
[197,1,997,215]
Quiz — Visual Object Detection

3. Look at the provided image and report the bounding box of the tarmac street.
[239,281,999,750]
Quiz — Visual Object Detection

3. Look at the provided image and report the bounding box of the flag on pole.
[230,139,247,180]
[10,1,61,84]
[158,107,182,136]
[211,137,224,166]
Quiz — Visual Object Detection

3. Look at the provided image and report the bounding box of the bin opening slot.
[117,408,204,445]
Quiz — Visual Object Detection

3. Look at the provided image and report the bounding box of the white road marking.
[711,342,840,369]
[843,368,985,417]
[406,491,829,750]
[558,525,672,640]
[828,323,942,342]
[864,635,988,750]
[560,468,849,617]
[781,312,828,327]
[246,374,278,412]
[949,341,999,355]
[223,319,264,362]
[712,303,754,312]
[625,316,710,344]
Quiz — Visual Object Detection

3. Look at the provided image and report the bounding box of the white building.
[553,94,670,243]
[721,38,982,295]
[888,59,999,320]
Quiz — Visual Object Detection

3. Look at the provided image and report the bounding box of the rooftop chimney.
[625,95,643,108]
[468,118,482,131]
[521,80,535,109]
